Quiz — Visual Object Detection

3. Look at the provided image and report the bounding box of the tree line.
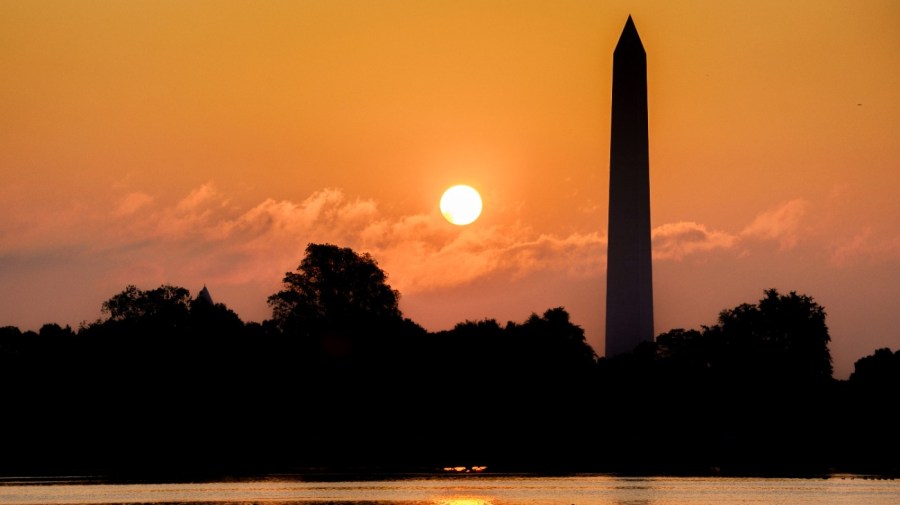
[1,243,897,478]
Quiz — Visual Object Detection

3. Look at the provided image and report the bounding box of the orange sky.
[2,1,899,378]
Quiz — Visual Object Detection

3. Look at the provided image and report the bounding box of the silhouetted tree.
[849,347,900,390]
[0,326,26,360]
[10,244,900,477]
[706,289,832,385]
[655,328,705,361]
[640,290,836,474]
[267,243,405,344]
[654,328,711,380]
[101,284,192,327]
[507,307,598,374]
[38,322,75,340]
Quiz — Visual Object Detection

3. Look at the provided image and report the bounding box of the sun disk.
[440,185,483,226]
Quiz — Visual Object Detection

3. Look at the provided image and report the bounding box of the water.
[0,475,898,505]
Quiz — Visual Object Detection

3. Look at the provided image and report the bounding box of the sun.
[440,185,483,225]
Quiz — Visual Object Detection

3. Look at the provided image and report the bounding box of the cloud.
[645,199,812,261]
[192,188,605,294]
[652,222,737,261]
[45,185,605,297]
[114,192,154,217]
[740,198,809,250]
[1,185,820,318]
[373,224,606,293]
[829,227,900,267]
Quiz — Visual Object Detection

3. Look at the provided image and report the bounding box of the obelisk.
[605,15,654,357]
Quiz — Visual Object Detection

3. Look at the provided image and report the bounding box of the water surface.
[1,475,897,505]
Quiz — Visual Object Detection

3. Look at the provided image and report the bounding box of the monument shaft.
[605,16,654,356]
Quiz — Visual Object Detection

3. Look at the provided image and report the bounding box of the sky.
[2,0,898,378]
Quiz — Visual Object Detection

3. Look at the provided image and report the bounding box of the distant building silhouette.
[197,285,214,306]
[605,16,654,357]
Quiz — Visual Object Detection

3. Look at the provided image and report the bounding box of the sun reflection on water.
[442,465,488,473]
[434,498,493,505]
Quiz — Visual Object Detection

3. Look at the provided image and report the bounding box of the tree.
[267,243,403,339]
[709,289,832,384]
[101,284,192,325]
[655,327,711,380]
[0,326,26,363]
[91,285,196,372]
[849,347,900,390]
[507,307,598,372]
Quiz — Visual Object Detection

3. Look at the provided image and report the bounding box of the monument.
[605,16,654,357]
